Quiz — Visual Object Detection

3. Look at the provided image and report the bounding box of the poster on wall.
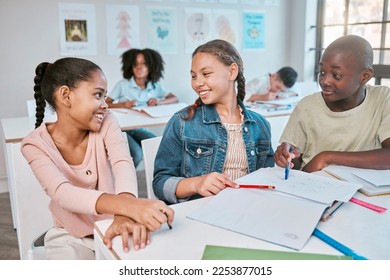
[106,5,141,56]
[184,8,212,53]
[58,3,97,56]
[212,9,239,49]
[242,11,265,50]
[146,7,177,54]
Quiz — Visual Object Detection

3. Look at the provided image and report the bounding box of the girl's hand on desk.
[123,100,137,109]
[274,142,301,168]
[129,198,174,232]
[193,172,238,197]
[104,215,150,252]
[147,98,159,106]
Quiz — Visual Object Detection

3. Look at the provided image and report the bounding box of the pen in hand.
[160,209,172,230]
[285,147,293,180]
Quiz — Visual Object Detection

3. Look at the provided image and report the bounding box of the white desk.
[94,191,390,260]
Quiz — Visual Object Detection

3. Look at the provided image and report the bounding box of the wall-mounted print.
[212,9,239,48]
[146,7,178,54]
[242,11,265,50]
[184,8,212,53]
[58,3,97,56]
[106,5,140,55]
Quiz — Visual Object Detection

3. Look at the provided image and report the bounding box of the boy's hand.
[302,151,330,173]
[274,142,301,168]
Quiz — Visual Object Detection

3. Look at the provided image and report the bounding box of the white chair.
[26,99,57,121]
[11,142,52,259]
[141,136,162,200]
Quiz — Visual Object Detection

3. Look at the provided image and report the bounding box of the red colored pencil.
[225,184,275,189]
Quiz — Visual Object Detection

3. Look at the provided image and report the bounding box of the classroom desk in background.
[94,189,390,260]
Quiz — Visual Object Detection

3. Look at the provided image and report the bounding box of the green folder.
[202,245,353,260]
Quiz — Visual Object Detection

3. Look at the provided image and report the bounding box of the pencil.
[238,184,276,189]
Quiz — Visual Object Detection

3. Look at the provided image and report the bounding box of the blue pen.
[285,147,293,180]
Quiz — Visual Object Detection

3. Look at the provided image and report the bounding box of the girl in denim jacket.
[153,39,274,204]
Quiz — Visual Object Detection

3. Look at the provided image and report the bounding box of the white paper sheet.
[187,188,329,250]
[235,167,361,204]
[132,102,188,118]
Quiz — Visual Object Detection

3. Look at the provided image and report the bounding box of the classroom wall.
[0,0,317,191]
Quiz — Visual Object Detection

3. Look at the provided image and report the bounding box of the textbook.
[201,245,353,260]
[187,167,360,250]
[323,165,390,196]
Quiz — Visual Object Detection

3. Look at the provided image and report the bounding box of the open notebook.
[323,165,390,196]
[187,167,360,250]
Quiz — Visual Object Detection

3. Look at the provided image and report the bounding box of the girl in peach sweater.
[21,57,173,259]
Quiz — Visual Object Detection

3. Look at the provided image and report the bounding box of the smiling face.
[190,52,236,105]
[66,70,108,132]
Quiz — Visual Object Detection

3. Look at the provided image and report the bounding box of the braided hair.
[186,39,246,120]
[33,57,102,128]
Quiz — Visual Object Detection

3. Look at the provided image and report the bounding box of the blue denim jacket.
[153,101,274,204]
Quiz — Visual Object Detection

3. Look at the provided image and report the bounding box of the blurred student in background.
[246,66,298,102]
[106,48,178,168]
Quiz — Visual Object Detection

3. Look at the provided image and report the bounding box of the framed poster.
[106,5,141,56]
[58,3,97,56]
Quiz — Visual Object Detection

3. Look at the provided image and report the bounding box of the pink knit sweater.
[21,112,137,237]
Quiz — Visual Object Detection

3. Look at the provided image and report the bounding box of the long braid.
[236,71,246,102]
[33,63,49,128]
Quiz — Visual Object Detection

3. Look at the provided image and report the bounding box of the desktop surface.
[94,190,390,260]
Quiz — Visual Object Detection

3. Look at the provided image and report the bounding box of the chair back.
[12,142,52,259]
[26,99,57,121]
[141,136,162,200]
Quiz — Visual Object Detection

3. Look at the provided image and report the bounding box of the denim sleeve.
[153,114,185,204]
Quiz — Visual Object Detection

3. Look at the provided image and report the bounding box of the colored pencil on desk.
[239,184,275,189]
[225,184,276,189]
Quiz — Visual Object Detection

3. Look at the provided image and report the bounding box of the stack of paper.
[187,167,360,250]
[323,165,390,196]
